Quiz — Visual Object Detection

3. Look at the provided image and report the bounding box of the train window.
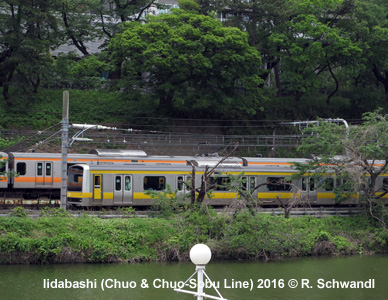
[266,177,292,191]
[302,178,307,191]
[383,178,388,191]
[94,175,101,187]
[125,176,131,191]
[0,162,5,173]
[310,178,315,191]
[242,176,247,190]
[46,163,52,176]
[177,176,184,191]
[250,177,256,191]
[37,163,43,176]
[17,162,26,176]
[324,178,334,191]
[144,176,166,191]
[68,166,83,191]
[342,179,351,191]
[186,176,192,191]
[210,176,230,191]
[115,176,122,191]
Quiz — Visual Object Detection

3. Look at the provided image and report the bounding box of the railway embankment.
[0,207,387,264]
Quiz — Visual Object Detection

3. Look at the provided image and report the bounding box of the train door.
[93,174,102,200]
[176,175,192,201]
[301,177,317,204]
[242,176,257,192]
[113,175,133,204]
[36,162,53,186]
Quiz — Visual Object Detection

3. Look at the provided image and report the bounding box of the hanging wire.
[0,122,62,152]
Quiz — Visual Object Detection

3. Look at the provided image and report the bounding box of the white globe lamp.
[175,244,227,300]
[190,244,212,266]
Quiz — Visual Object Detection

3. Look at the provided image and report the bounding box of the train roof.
[5,149,311,167]
[70,161,296,173]
[9,152,95,158]
[89,149,147,157]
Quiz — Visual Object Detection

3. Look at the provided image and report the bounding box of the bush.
[0,212,387,264]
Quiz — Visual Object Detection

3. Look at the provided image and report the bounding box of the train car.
[5,147,388,206]
[4,150,248,199]
[0,152,9,191]
[2,150,147,198]
[67,159,252,207]
[67,160,319,207]
[67,158,388,208]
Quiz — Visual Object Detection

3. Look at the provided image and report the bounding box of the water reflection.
[0,255,387,300]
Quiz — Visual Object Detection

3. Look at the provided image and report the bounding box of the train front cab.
[67,165,91,206]
[67,165,134,207]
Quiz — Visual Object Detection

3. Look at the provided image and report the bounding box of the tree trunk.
[295,90,303,102]
[29,74,40,94]
[62,12,90,56]
[372,64,388,94]
[326,64,339,104]
[274,64,282,96]
[158,89,174,112]
[2,68,16,106]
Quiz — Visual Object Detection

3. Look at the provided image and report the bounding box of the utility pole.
[60,91,69,210]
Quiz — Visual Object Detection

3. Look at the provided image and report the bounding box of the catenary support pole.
[60,91,69,210]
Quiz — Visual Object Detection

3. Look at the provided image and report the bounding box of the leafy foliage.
[0,212,386,263]
[110,9,265,118]
[293,110,388,227]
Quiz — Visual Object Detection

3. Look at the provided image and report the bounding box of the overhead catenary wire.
[0,122,62,153]
[0,116,360,156]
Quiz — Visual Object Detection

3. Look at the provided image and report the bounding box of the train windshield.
[68,166,84,191]
[0,161,5,173]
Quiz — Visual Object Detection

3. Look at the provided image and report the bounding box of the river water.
[0,255,387,300]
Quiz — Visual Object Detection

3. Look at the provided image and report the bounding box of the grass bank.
[0,208,387,264]
[2,88,387,131]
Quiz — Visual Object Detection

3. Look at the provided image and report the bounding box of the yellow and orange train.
[1,149,387,207]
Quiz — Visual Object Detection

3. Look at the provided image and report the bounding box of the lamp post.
[190,244,212,300]
[174,244,227,300]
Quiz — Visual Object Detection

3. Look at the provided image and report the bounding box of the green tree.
[221,0,364,103]
[57,0,103,56]
[91,0,165,39]
[222,0,291,90]
[294,110,388,227]
[342,0,388,97]
[194,0,226,16]
[0,0,60,104]
[270,0,362,102]
[110,9,265,117]
[56,0,161,55]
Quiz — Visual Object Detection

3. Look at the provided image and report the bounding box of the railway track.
[0,207,364,218]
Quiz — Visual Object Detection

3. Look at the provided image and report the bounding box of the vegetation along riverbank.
[0,207,387,264]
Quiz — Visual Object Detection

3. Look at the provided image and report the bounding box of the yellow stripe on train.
[133,192,238,200]
[257,193,295,199]
[317,192,359,199]
[67,192,93,198]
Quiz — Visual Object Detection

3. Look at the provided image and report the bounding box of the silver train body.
[0,149,238,199]
[66,158,388,207]
[0,149,277,199]
[2,149,387,206]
